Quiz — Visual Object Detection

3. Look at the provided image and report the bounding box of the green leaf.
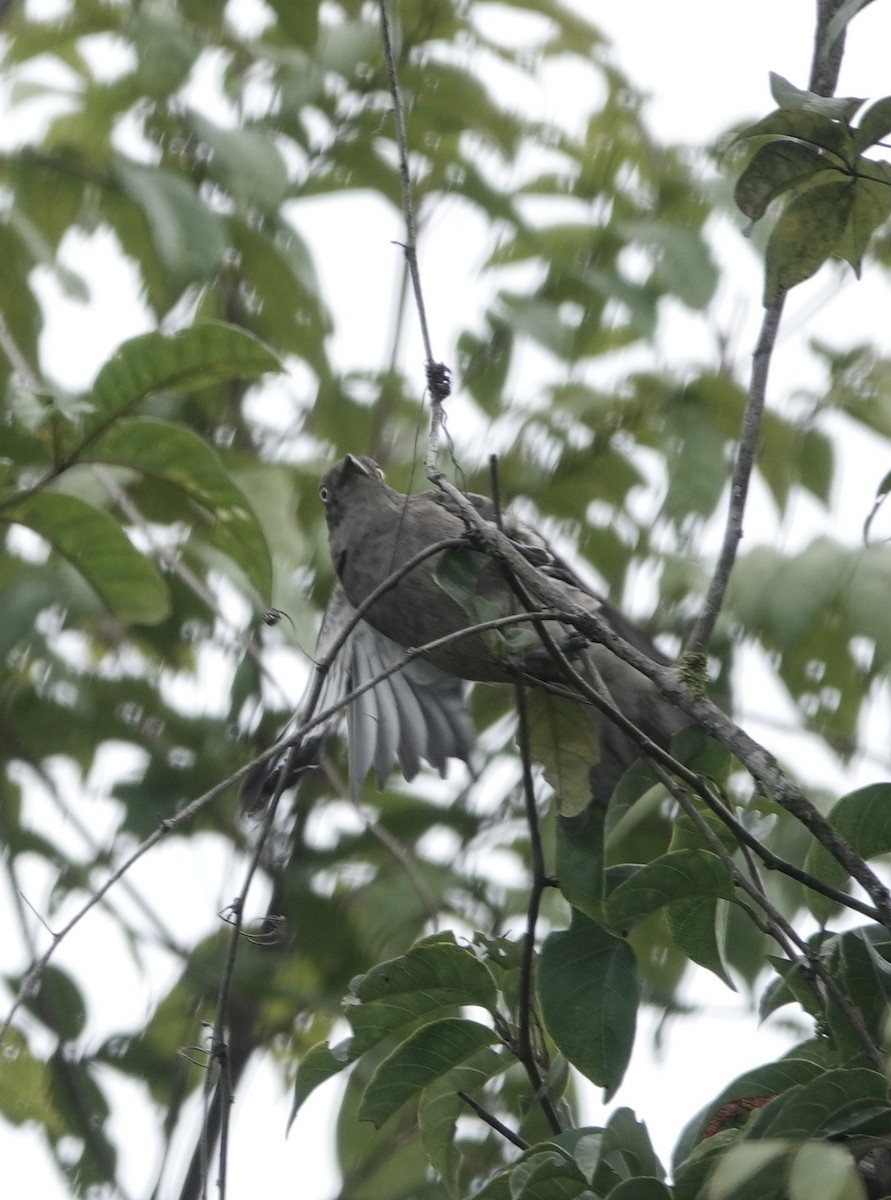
[511,1154,591,1199]
[433,547,529,658]
[75,323,280,448]
[607,1181,672,1200]
[289,1039,352,1128]
[769,72,863,122]
[804,783,891,920]
[760,957,824,1022]
[556,795,607,919]
[824,0,880,63]
[418,1045,509,1198]
[87,417,273,599]
[19,964,87,1041]
[706,1140,789,1200]
[667,897,735,989]
[433,547,493,616]
[829,928,891,1040]
[854,94,891,151]
[597,1107,666,1187]
[538,911,638,1099]
[674,1058,824,1170]
[131,3,201,96]
[670,725,734,786]
[457,320,513,416]
[604,850,735,931]
[764,177,855,304]
[0,1028,62,1132]
[735,109,854,164]
[622,222,717,309]
[747,1068,890,1140]
[834,163,891,276]
[187,112,290,211]
[526,689,598,818]
[735,141,828,221]
[265,0,319,45]
[799,427,834,504]
[348,934,500,1056]
[113,157,228,285]
[787,1142,864,1200]
[357,1017,499,1128]
[0,491,168,624]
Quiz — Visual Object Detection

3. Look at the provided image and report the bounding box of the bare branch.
[687,0,850,657]
[687,299,784,657]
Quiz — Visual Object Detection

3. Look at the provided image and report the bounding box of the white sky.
[5,1,891,1197]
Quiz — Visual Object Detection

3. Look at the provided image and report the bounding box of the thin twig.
[375,0,448,466]
[513,675,563,1137]
[376,0,432,362]
[205,822,277,1196]
[458,1091,530,1151]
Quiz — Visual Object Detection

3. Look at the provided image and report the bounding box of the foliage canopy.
[4,1,891,1199]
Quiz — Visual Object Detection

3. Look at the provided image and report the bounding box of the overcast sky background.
[5,1,891,1196]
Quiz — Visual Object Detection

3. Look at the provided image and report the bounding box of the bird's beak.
[345,454,372,476]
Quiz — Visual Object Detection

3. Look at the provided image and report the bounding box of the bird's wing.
[243,584,474,808]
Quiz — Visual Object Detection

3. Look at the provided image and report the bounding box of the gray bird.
[315,454,687,802]
[243,454,687,810]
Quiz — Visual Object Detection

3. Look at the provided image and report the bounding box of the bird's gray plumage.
[316,584,474,793]
[241,579,474,809]
[245,454,686,810]
[318,455,686,800]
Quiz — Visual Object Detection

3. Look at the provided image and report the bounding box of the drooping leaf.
[556,793,607,918]
[418,1045,510,1198]
[735,141,828,221]
[763,176,855,304]
[114,157,228,285]
[604,850,735,932]
[768,72,863,122]
[289,1039,353,1128]
[746,1068,890,1140]
[526,689,598,818]
[1,491,168,624]
[538,910,638,1099]
[786,1142,864,1200]
[735,108,855,164]
[834,163,891,275]
[357,1017,500,1128]
[667,896,735,989]
[63,324,280,454]
[348,934,500,1057]
[824,0,881,62]
[854,94,891,151]
[187,112,290,211]
[804,783,891,921]
[87,417,273,598]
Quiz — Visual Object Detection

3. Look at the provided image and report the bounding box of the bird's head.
[319,455,387,532]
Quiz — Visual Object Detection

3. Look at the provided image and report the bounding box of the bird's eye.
[374,466,384,481]
[319,485,330,503]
